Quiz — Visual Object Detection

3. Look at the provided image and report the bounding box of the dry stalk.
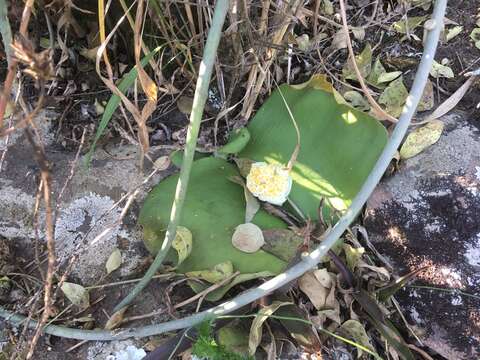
[338,0,398,123]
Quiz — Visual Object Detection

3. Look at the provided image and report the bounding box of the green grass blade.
[84,46,162,167]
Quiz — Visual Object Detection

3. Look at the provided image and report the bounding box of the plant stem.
[113,0,229,313]
[0,0,12,66]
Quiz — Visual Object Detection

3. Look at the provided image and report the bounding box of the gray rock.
[365,113,480,359]
[0,110,166,283]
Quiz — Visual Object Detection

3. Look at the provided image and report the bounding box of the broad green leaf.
[186,261,234,283]
[240,75,388,218]
[399,120,444,159]
[106,248,122,274]
[430,60,454,79]
[232,223,264,253]
[392,16,426,34]
[378,76,408,117]
[172,226,193,267]
[249,301,291,355]
[188,271,275,302]
[340,319,374,358]
[218,128,251,155]
[139,158,287,275]
[342,43,372,81]
[61,282,90,310]
[170,149,209,168]
[470,28,480,49]
[85,46,162,167]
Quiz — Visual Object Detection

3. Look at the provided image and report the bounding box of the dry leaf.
[426,76,476,121]
[298,271,329,310]
[232,223,264,253]
[172,226,193,267]
[343,244,365,271]
[340,319,375,358]
[430,60,454,79]
[344,91,370,111]
[378,76,409,117]
[106,248,122,274]
[343,43,372,81]
[249,301,290,355]
[400,120,444,159]
[177,96,194,114]
[153,155,171,171]
[470,28,480,49]
[105,307,127,330]
[244,188,260,223]
[392,16,427,34]
[446,26,463,42]
[417,79,434,112]
[61,282,90,310]
[186,261,233,283]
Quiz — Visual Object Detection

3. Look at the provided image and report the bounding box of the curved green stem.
[113,0,229,313]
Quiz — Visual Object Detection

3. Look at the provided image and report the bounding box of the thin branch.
[113,0,230,313]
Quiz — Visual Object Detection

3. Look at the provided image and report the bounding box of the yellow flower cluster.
[246,162,292,205]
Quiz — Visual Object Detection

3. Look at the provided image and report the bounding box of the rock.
[365,113,480,359]
[0,110,167,283]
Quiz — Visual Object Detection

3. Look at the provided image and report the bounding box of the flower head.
[246,162,292,205]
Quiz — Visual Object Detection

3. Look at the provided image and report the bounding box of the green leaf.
[377,267,427,302]
[367,58,388,88]
[446,26,463,42]
[217,321,250,354]
[354,289,414,360]
[85,46,162,167]
[399,120,444,159]
[249,301,290,355]
[218,128,251,155]
[172,226,193,267]
[378,76,409,117]
[342,43,372,81]
[61,282,90,310]
[429,60,454,79]
[392,16,426,34]
[139,157,287,275]
[470,28,480,49]
[377,71,402,84]
[239,75,388,219]
[340,319,375,358]
[170,149,209,168]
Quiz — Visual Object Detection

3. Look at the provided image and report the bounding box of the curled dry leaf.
[249,301,290,355]
[400,120,444,159]
[172,226,193,267]
[105,307,127,330]
[106,248,122,274]
[186,261,233,283]
[61,282,90,310]
[153,155,171,171]
[298,271,332,310]
[232,223,264,253]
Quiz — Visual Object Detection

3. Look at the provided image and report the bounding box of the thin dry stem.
[339,0,398,123]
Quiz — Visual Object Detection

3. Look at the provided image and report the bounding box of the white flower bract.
[246,162,292,205]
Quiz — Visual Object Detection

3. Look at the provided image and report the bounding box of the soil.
[365,174,480,356]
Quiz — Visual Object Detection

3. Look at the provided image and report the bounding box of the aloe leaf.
[239,75,387,219]
[139,157,287,275]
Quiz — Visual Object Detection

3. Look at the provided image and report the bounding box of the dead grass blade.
[339,0,398,123]
[96,0,158,168]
